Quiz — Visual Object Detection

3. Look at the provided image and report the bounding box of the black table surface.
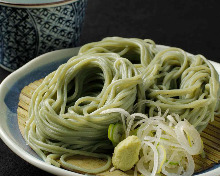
[1,0,220,175]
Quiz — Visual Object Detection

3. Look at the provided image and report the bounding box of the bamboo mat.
[17,79,220,175]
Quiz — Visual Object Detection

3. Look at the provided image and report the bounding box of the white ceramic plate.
[0,46,219,176]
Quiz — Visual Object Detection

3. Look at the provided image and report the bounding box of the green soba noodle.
[141,48,219,132]
[25,52,143,173]
[25,37,219,173]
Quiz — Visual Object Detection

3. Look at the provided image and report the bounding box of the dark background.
[0,0,220,175]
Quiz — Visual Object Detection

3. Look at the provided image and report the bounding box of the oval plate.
[0,46,219,176]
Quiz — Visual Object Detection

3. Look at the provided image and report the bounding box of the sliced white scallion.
[102,108,203,176]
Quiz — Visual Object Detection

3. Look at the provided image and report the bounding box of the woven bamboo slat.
[17,79,220,175]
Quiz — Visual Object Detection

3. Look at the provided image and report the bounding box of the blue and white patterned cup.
[0,0,87,71]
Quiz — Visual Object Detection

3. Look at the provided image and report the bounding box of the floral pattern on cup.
[0,0,87,71]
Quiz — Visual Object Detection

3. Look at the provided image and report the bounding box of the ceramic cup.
[0,0,87,71]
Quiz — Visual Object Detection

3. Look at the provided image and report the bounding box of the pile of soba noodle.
[25,37,220,175]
